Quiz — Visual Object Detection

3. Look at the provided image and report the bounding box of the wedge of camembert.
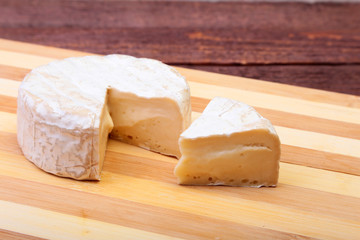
[17,55,191,180]
[174,97,280,187]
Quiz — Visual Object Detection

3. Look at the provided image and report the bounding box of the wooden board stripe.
[0,176,313,240]
[0,78,19,98]
[0,64,29,81]
[0,38,90,59]
[0,132,21,155]
[276,126,360,159]
[1,38,359,109]
[0,95,16,114]
[0,151,359,240]
[0,50,54,69]
[0,113,16,134]
[281,145,360,176]
[0,229,45,240]
[0,200,183,240]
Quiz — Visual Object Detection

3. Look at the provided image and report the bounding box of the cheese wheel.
[17,55,191,180]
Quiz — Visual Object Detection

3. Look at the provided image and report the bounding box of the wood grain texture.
[0,177,313,240]
[182,65,360,96]
[0,95,16,114]
[0,229,45,240]
[2,27,360,65]
[0,39,360,239]
[0,0,359,95]
[0,65,29,81]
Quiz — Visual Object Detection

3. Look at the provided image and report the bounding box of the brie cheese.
[174,97,280,187]
[17,55,191,180]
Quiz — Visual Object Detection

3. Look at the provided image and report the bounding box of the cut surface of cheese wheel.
[174,97,280,187]
[17,55,191,180]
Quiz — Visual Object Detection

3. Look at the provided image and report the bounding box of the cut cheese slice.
[174,97,280,187]
[17,55,191,180]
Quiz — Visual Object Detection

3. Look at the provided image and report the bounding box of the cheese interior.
[175,130,280,186]
[91,89,185,177]
[98,101,114,176]
[108,90,183,158]
[174,97,280,187]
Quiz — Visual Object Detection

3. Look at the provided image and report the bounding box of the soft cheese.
[174,97,280,187]
[17,55,191,180]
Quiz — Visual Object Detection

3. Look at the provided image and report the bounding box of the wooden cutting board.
[0,38,359,240]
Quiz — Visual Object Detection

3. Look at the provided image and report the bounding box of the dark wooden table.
[1,0,359,95]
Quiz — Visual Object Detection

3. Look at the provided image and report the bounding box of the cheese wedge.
[17,55,191,180]
[174,97,280,187]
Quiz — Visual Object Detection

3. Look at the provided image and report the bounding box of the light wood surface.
[0,38,359,240]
